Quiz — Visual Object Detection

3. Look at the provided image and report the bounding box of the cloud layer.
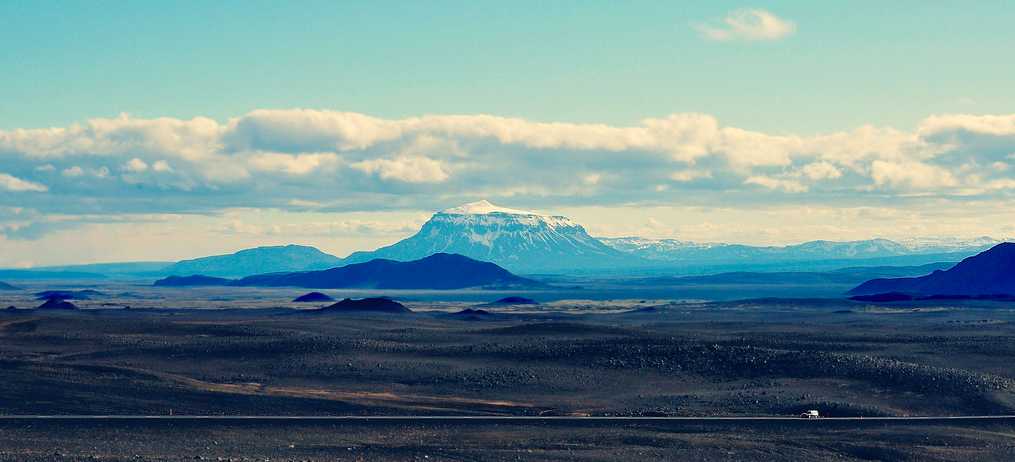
[696,9,796,42]
[1,109,1014,242]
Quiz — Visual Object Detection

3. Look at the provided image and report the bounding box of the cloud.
[152,160,173,172]
[869,160,958,190]
[122,158,148,172]
[351,156,450,183]
[247,152,340,175]
[62,166,84,177]
[744,175,808,193]
[669,169,712,182]
[1,109,1014,241]
[796,162,843,180]
[696,9,796,42]
[0,173,47,192]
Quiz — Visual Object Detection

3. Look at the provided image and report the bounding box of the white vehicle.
[799,410,820,419]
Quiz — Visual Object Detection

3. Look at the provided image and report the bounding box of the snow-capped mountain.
[343,200,633,272]
[598,236,998,263]
[895,236,1002,253]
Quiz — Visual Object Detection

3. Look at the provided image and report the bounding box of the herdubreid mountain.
[849,242,1015,296]
[342,200,630,272]
[155,253,537,290]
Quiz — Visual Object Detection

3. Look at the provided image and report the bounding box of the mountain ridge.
[154,253,538,290]
[849,243,1015,296]
[164,244,343,277]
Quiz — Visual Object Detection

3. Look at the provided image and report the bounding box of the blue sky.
[1,2,1014,266]
[4,1,1013,132]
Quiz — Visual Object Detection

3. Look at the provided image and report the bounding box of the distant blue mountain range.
[1,201,1005,278]
[163,244,343,277]
[155,253,538,290]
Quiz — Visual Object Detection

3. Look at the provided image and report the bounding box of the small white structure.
[799,410,820,419]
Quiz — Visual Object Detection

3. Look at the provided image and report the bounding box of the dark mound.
[0,281,18,290]
[849,243,1015,296]
[153,275,235,287]
[292,292,335,303]
[236,253,539,290]
[487,296,538,305]
[34,289,103,300]
[456,308,491,316]
[5,305,17,311]
[318,297,411,314]
[850,292,914,302]
[36,297,78,310]
[447,308,494,320]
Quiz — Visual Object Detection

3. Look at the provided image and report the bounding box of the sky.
[1,1,1014,266]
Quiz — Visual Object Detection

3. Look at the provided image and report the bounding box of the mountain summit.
[344,200,632,271]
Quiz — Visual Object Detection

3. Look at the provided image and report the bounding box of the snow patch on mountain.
[441,200,538,216]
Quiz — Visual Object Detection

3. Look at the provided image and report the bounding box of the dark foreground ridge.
[850,242,1015,296]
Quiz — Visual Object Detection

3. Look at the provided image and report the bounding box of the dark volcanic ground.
[2,293,1015,460]
[1,418,1014,461]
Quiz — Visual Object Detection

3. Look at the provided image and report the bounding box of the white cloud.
[797,162,843,180]
[581,173,602,185]
[919,114,1015,137]
[669,169,712,182]
[0,173,47,192]
[869,160,958,190]
[247,152,340,175]
[61,166,84,177]
[1,109,1014,231]
[122,158,148,172]
[351,156,450,183]
[152,160,173,172]
[695,9,796,42]
[744,175,808,193]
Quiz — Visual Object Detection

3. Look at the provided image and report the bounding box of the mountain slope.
[164,245,343,277]
[849,243,1015,296]
[235,253,538,289]
[344,200,634,272]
